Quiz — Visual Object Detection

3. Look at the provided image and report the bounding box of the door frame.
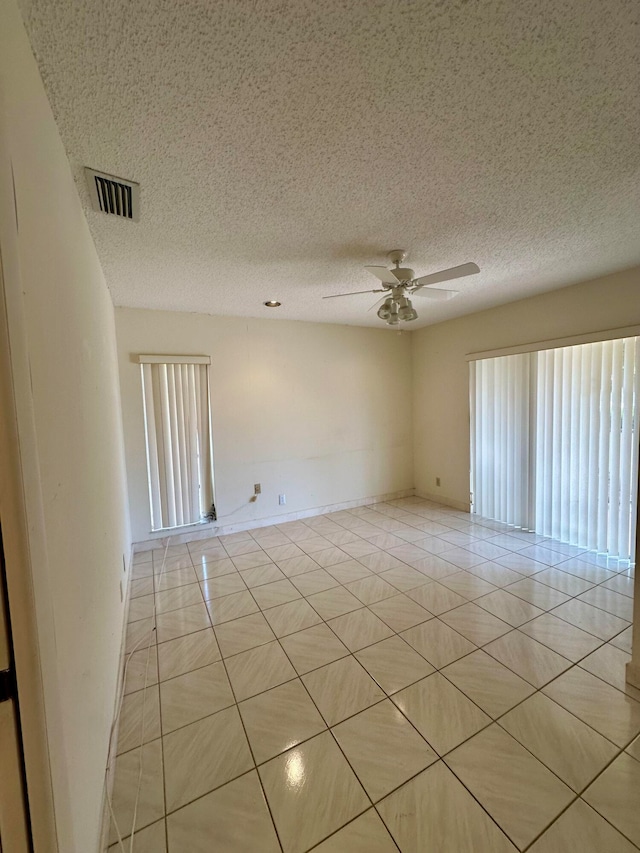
[0,85,58,850]
[0,523,32,851]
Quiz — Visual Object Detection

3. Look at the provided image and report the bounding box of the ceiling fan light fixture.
[398,297,418,322]
[387,303,400,325]
[377,297,393,320]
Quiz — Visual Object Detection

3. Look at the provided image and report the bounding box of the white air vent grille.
[85,168,140,221]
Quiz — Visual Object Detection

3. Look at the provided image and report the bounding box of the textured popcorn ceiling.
[18,0,640,328]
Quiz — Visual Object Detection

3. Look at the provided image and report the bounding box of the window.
[139,355,215,531]
[471,337,640,560]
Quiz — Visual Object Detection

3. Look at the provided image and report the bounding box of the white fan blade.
[364,265,399,284]
[323,288,386,299]
[413,262,480,289]
[411,288,459,301]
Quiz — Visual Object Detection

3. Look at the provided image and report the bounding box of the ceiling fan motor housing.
[392,267,415,282]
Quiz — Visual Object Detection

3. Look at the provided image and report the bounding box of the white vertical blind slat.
[588,344,603,550]
[597,344,613,552]
[157,365,175,528]
[471,353,531,529]
[198,365,214,516]
[617,339,635,559]
[607,341,623,555]
[577,346,591,546]
[141,364,161,531]
[172,364,187,526]
[469,362,477,511]
[186,364,200,518]
[573,347,582,542]
[628,342,640,559]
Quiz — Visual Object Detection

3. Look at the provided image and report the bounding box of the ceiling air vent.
[85,168,140,222]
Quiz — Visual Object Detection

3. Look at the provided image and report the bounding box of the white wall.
[0,1,131,850]
[116,308,413,543]
[412,266,640,509]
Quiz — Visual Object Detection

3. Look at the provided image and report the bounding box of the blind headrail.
[466,324,640,362]
[138,354,211,365]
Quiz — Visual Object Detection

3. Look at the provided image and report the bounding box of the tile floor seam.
[516,621,609,661]
[584,802,640,851]
[236,725,286,853]
[439,753,538,852]
[274,631,392,732]
[436,661,538,723]
[327,725,376,808]
[474,673,629,753]
[573,653,640,700]
[581,785,640,851]
[545,600,632,640]
[154,549,185,850]
[519,796,640,853]
[124,541,174,849]
[392,689,493,762]
[477,629,582,687]
[198,594,287,853]
[304,808,403,853]
[491,710,627,796]
[156,650,170,853]
[162,766,270,821]
[516,792,581,851]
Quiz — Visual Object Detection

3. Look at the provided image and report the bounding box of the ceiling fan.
[324,250,480,325]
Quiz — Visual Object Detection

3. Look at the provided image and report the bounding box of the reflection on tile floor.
[110,497,639,852]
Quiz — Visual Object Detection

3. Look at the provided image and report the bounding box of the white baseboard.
[133,488,416,552]
[414,490,470,513]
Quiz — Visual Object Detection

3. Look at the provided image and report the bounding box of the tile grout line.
[200,555,287,853]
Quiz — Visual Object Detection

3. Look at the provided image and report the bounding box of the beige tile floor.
[109,497,640,852]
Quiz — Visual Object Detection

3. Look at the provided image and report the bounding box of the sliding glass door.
[470,337,640,560]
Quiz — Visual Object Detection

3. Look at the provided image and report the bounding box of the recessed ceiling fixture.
[263,300,281,307]
[323,250,480,325]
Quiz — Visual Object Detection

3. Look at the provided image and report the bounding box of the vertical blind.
[139,356,214,531]
[470,353,534,530]
[471,337,640,560]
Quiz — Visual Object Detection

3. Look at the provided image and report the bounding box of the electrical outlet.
[436,477,441,487]
[254,483,261,495]
[279,494,286,505]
